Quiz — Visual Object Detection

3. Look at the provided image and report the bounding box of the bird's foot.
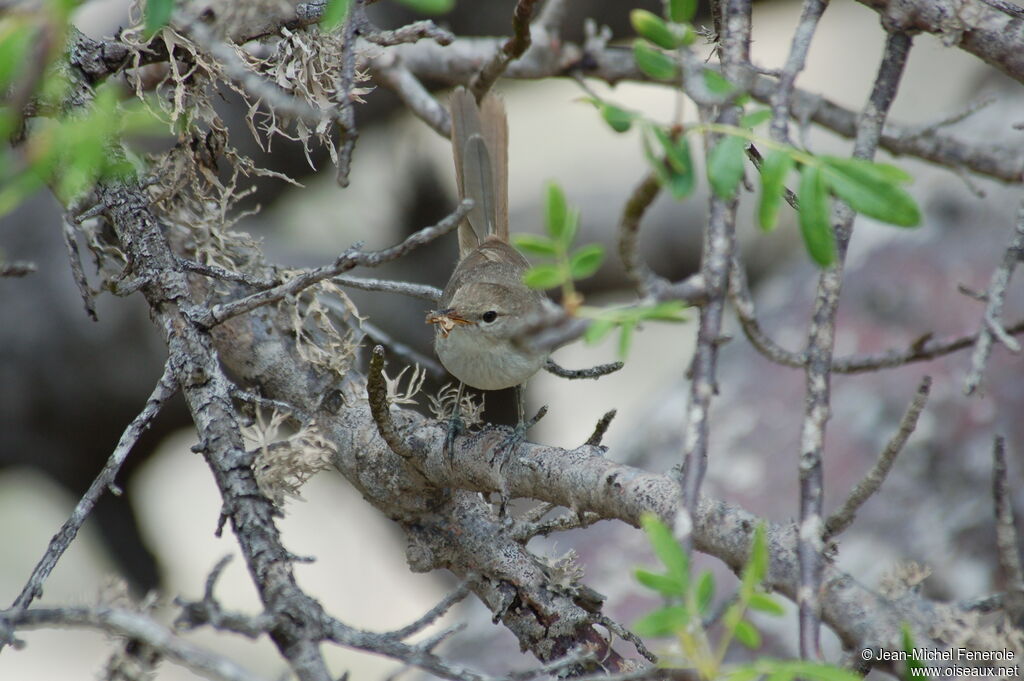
[489,405,548,517]
[444,412,466,463]
[490,404,548,467]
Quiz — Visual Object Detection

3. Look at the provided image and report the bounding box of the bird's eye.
[481,310,498,323]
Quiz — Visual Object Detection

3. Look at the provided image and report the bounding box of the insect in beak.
[426,308,471,337]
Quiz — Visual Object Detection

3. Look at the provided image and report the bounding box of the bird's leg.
[490,385,547,517]
[490,386,547,467]
[444,382,467,462]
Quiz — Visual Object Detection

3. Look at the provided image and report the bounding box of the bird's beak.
[426,308,471,337]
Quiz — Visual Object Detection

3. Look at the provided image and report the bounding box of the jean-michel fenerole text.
[871,648,1017,663]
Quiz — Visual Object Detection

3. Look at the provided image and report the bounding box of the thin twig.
[194,200,471,328]
[469,0,542,101]
[746,144,799,211]
[678,0,751,549]
[585,410,617,447]
[61,215,98,321]
[373,60,451,138]
[903,96,996,140]
[992,436,1024,621]
[387,584,470,639]
[796,31,913,661]
[230,386,307,422]
[1,606,270,681]
[367,345,418,460]
[9,362,177,613]
[618,172,664,297]
[824,376,931,538]
[332,274,441,302]
[544,359,623,380]
[728,255,805,368]
[834,320,1024,372]
[354,11,454,47]
[174,556,275,638]
[0,260,37,277]
[593,613,657,664]
[334,0,362,187]
[362,319,445,378]
[180,257,277,288]
[964,202,1024,395]
[769,0,828,144]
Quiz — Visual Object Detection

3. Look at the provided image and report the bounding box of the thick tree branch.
[96,181,334,681]
[856,0,1024,84]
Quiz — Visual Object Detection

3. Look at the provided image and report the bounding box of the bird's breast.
[434,326,545,391]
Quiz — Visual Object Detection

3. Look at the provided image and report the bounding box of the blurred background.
[2,0,1024,678]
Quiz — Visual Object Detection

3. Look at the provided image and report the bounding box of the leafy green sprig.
[585,1,924,268]
[0,6,163,217]
[634,514,860,681]
[513,183,688,358]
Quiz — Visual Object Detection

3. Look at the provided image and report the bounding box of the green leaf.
[733,620,762,649]
[635,568,685,596]
[651,127,695,200]
[523,264,566,290]
[562,208,580,248]
[638,300,688,322]
[819,156,920,227]
[0,21,35,92]
[512,233,558,257]
[902,624,926,681]
[651,127,688,174]
[695,571,715,614]
[741,109,772,129]
[631,9,679,49]
[757,150,793,232]
[742,523,769,589]
[724,668,764,681]
[633,40,678,81]
[569,244,604,280]
[778,662,862,681]
[545,182,568,241]
[667,0,698,23]
[703,69,734,95]
[748,591,785,616]
[633,605,689,637]
[766,670,794,681]
[674,23,697,47]
[618,319,635,359]
[395,0,455,12]
[583,318,615,344]
[642,127,672,184]
[145,0,174,36]
[856,161,913,184]
[707,135,747,199]
[640,513,689,584]
[601,103,635,133]
[797,164,835,267]
[321,0,350,29]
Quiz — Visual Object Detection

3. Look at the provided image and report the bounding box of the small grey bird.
[426,87,549,442]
